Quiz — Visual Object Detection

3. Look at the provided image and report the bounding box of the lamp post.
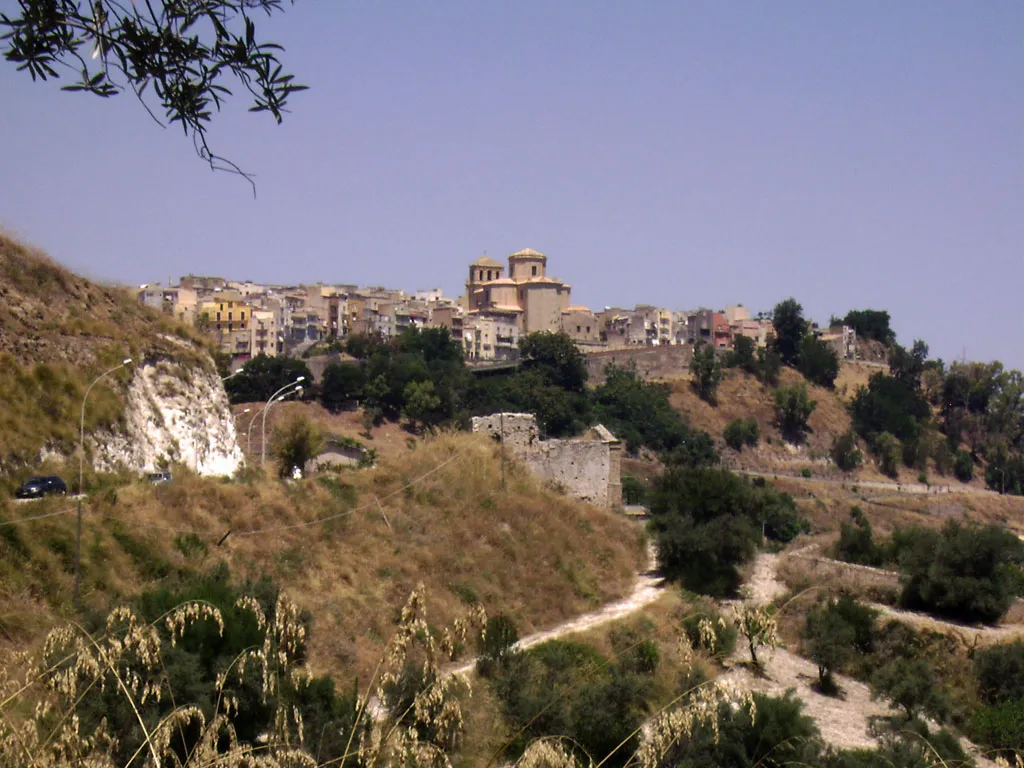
[261,384,303,464]
[260,379,304,464]
[76,357,132,610]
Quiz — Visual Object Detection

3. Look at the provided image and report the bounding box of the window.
[577,325,581,333]
[532,265,538,276]
[586,326,591,333]
[216,312,221,322]
[487,269,492,281]
[228,311,233,321]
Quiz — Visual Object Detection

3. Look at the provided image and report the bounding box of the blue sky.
[1,1,1021,367]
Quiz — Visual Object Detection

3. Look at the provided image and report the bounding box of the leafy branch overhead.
[1,0,305,179]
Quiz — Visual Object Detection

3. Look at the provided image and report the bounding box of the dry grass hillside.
[0,232,212,469]
[0,431,646,684]
[669,368,852,455]
[665,367,972,485]
[0,231,207,366]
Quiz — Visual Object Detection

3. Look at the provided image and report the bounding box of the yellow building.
[198,290,250,333]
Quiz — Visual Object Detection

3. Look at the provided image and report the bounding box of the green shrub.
[656,691,822,768]
[871,656,951,721]
[690,340,723,403]
[831,430,862,472]
[803,596,877,692]
[970,699,1024,755]
[798,334,840,388]
[609,625,660,675]
[954,449,974,482]
[680,602,737,659]
[801,467,812,478]
[173,533,207,560]
[834,508,884,567]
[874,432,901,478]
[271,414,324,479]
[932,440,953,476]
[110,524,172,580]
[724,417,759,451]
[898,520,1024,624]
[773,383,816,442]
[974,641,1024,705]
[985,450,1024,495]
[489,639,654,765]
[476,614,520,678]
[593,364,707,455]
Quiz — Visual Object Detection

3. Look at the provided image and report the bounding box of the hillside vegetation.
[0,232,212,471]
[0,431,645,683]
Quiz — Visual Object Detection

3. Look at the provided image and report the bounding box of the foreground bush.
[0,575,488,768]
[970,700,1024,756]
[489,639,656,766]
[974,640,1024,706]
[644,691,821,768]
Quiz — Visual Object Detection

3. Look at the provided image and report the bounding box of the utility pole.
[500,412,506,489]
[76,358,132,612]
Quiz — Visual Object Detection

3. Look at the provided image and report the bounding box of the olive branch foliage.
[1,0,306,188]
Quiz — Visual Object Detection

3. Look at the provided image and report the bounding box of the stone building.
[464,249,573,336]
[471,413,622,510]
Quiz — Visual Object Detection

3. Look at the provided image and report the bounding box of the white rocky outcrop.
[91,358,243,476]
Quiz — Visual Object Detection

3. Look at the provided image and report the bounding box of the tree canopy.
[842,309,896,345]
[769,298,809,367]
[2,0,304,180]
[226,354,312,404]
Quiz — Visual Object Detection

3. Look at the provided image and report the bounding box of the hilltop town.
[138,247,863,366]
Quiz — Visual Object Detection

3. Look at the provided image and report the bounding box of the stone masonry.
[471,413,622,510]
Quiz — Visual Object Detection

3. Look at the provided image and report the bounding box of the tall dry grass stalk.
[0,582,489,768]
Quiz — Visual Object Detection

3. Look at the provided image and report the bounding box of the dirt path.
[439,533,1004,763]
[725,548,1000,766]
[789,546,1024,645]
[735,469,993,497]
[447,542,665,678]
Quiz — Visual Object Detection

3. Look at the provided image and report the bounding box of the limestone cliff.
[92,355,243,476]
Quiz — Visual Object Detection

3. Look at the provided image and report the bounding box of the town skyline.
[3,2,1020,367]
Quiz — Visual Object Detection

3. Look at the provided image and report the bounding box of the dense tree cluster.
[769,298,840,389]
[648,468,807,596]
[840,309,896,345]
[689,339,723,403]
[833,510,1024,624]
[226,354,313,403]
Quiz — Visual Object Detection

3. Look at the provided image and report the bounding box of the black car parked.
[15,475,68,499]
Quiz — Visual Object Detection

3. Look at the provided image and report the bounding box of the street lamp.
[76,357,133,610]
[261,380,304,464]
[246,400,292,457]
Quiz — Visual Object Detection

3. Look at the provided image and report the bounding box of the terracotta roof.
[515,276,563,286]
[469,306,522,315]
[471,255,503,268]
[509,248,546,259]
